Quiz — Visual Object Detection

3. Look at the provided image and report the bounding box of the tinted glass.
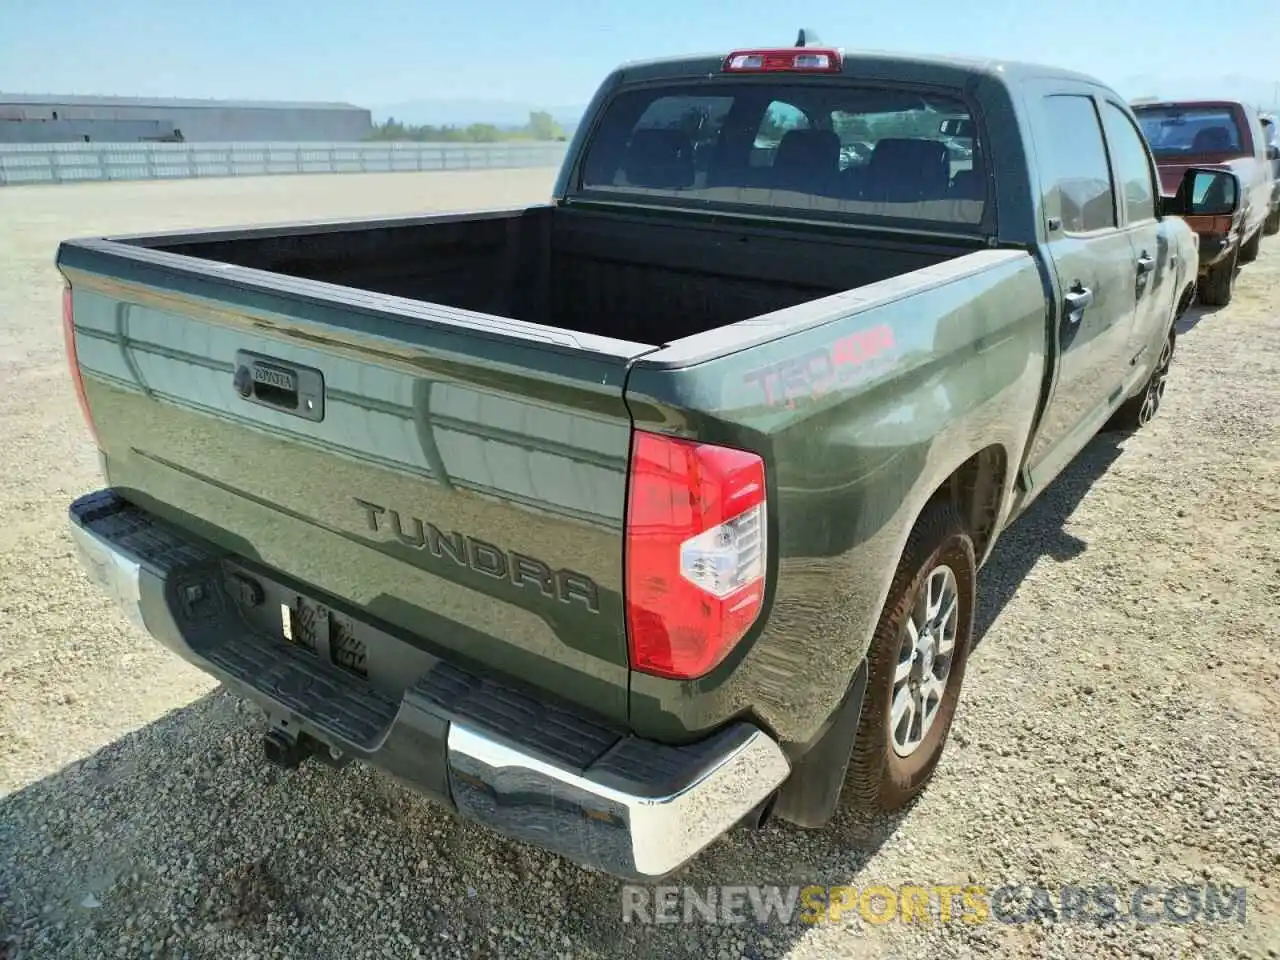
[1133,106,1244,157]
[578,82,986,227]
[1101,102,1156,223]
[1040,95,1116,233]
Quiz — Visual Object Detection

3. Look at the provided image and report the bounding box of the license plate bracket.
[281,595,367,679]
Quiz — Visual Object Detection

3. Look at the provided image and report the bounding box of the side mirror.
[1163,167,1241,217]
[1268,145,1279,161]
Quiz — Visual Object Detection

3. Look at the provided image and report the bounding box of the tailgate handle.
[233,351,325,422]
[246,363,298,408]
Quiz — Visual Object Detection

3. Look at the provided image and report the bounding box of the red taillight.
[62,284,99,446]
[723,48,843,73]
[625,431,768,680]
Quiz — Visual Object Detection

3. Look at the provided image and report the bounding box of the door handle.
[1136,253,1156,276]
[1063,284,1093,323]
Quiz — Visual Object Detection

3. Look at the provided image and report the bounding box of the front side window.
[577,82,987,228]
[1101,102,1157,223]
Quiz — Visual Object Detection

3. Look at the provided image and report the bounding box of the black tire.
[1106,327,1175,433]
[842,502,976,815]
[1197,247,1237,307]
[1239,227,1262,264]
[1265,207,1280,237]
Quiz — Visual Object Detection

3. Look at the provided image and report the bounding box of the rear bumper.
[68,489,789,879]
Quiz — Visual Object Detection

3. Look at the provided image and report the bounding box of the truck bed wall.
[151,207,975,345]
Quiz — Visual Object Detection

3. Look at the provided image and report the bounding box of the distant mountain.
[1118,74,1280,112]
[371,99,587,129]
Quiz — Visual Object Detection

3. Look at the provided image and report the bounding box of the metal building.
[0,94,372,143]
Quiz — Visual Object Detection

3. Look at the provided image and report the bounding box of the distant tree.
[465,123,503,142]
[526,110,563,141]
[364,111,570,143]
[367,117,408,140]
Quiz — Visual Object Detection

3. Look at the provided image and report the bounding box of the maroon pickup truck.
[1133,99,1276,306]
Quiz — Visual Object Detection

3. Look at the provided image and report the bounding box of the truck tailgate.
[58,238,653,723]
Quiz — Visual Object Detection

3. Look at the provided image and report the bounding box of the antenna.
[795,29,823,48]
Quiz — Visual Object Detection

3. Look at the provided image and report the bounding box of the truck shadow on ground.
[1175,302,1223,335]
[0,431,1137,960]
[971,429,1126,650]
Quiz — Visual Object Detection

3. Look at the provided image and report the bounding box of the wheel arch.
[1175,281,1196,319]
[770,448,1008,828]
[923,443,1010,568]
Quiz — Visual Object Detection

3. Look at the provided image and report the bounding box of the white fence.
[0,141,570,186]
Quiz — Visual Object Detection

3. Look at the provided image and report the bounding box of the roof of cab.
[612,47,1107,90]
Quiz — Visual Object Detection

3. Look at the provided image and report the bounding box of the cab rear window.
[577,82,986,228]
[1133,106,1245,157]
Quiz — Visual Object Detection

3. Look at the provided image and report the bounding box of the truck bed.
[58,202,1012,739]
[126,205,978,346]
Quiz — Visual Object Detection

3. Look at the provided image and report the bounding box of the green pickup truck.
[59,38,1237,880]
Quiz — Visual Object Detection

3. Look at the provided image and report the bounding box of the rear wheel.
[842,503,975,815]
[1265,207,1280,237]
[1107,328,1175,433]
[1197,247,1237,307]
[1239,228,1263,264]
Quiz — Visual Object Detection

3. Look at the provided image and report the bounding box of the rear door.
[1022,87,1139,480]
[59,237,649,723]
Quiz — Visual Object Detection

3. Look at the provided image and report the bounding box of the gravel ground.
[1,172,1278,960]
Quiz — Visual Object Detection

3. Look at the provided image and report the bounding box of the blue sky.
[2,0,1278,110]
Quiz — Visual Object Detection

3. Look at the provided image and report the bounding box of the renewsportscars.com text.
[621,884,1248,926]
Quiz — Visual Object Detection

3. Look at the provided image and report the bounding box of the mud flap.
[769,659,869,828]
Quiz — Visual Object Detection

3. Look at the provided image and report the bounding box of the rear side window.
[577,82,987,229]
[1039,95,1116,233]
